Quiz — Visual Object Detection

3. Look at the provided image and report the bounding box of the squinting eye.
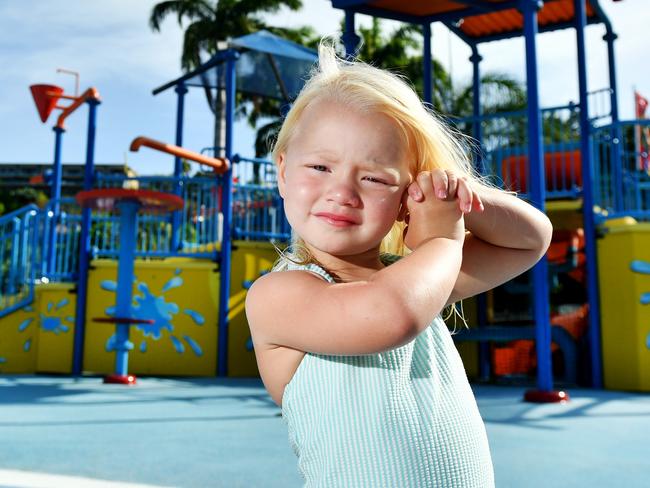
[310,165,328,172]
[363,176,387,185]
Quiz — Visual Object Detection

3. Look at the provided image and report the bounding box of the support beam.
[575,0,603,388]
[422,23,432,105]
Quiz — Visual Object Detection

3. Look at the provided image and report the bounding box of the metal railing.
[0,205,39,317]
[592,119,650,222]
[454,102,582,199]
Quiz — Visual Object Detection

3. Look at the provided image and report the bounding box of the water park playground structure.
[1,1,650,401]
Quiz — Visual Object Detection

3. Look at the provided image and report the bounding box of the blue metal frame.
[574,0,603,388]
[47,127,64,277]
[521,0,554,393]
[422,22,432,105]
[216,49,240,376]
[72,98,100,375]
[171,82,189,252]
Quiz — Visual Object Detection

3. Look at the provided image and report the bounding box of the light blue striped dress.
[281,259,494,487]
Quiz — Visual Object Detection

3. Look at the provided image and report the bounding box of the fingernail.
[479,203,484,211]
[464,204,472,212]
[438,190,447,199]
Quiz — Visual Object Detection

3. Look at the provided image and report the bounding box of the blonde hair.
[270,43,501,329]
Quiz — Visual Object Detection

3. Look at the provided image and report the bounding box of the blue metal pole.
[171,83,188,252]
[422,23,432,105]
[469,45,491,380]
[47,127,65,278]
[521,0,553,393]
[217,50,239,377]
[603,29,624,212]
[72,98,100,376]
[113,200,139,376]
[575,0,603,388]
[342,10,361,58]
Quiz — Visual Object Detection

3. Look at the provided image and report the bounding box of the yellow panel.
[35,283,76,373]
[228,241,278,377]
[0,299,39,373]
[84,259,218,376]
[0,283,76,373]
[448,296,479,378]
[598,224,650,391]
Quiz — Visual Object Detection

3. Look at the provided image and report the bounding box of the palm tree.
[149,0,311,158]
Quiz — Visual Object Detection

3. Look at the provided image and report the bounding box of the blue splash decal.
[246,337,254,352]
[24,339,32,352]
[101,280,118,292]
[40,314,70,334]
[100,269,203,356]
[184,309,205,325]
[631,260,650,274]
[170,335,185,353]
[630,260,650,349]
[24,306,33,312]
[161,276,183,292]
[38,300,74,335]
[183,335,203,356]
[0,357,6,364]
[18,318,33,332]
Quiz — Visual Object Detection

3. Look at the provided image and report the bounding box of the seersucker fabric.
[280,257,495,487]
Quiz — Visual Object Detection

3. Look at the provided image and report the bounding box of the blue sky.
[1,0,647,176]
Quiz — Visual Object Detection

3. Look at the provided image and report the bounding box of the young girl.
[246,45,552,487]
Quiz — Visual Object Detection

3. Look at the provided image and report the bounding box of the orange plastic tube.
[55,87,101,129]
[129,136,229,174]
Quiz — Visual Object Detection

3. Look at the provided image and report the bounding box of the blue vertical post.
[47,127,65,278]
[342,10,361,58]
[113,200,139,376]
[422,23,432,105]
[521,0,553,393]
[217,50,239,377]
[575,0,603,388]
[470,44,490,380]
[603,28,623,212]
[72,98,100,375]
[171,83,188,252]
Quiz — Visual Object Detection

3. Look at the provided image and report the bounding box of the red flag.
[636,91,648,118]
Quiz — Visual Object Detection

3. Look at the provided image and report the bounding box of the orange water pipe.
[55,87,101,129]
[129,136,230,173]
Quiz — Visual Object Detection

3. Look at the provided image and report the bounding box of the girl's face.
[277,100,412,258]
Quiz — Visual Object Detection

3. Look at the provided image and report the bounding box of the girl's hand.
[408,169,484,214]
[401,171,465,250]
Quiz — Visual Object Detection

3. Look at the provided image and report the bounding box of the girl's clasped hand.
[400,169,485,250]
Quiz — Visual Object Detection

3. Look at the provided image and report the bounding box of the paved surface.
[0,376,647,487]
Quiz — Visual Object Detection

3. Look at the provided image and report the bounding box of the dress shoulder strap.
[285,261,336,284]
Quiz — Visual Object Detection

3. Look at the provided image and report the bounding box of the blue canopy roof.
[153,30,317,101]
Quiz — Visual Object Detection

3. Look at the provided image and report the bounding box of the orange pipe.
[55,87,101,129]
[129,136,229,173]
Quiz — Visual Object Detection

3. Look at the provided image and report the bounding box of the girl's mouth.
[314,212,359,227]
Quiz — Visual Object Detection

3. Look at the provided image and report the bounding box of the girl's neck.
[306,245,385,283]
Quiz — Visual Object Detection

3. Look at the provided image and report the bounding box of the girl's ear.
[277,154,287,198]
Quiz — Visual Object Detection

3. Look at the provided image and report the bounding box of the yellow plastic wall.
[0,283,76,373]
[598,222,650,391]
[83,258,219,376]
[227,241,277,376]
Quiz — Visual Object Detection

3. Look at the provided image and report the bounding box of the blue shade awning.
[153,30,318,101]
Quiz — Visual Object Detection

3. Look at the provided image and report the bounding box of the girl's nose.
[326,181,361,207]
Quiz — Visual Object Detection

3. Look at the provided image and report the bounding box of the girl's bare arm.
[445,188,553,306]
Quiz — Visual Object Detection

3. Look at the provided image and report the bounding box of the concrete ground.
[0,375,647,487]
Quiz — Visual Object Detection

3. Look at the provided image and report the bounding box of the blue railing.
[592,119,650,222]
[455,102,582,200]
[0,205,39,317]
